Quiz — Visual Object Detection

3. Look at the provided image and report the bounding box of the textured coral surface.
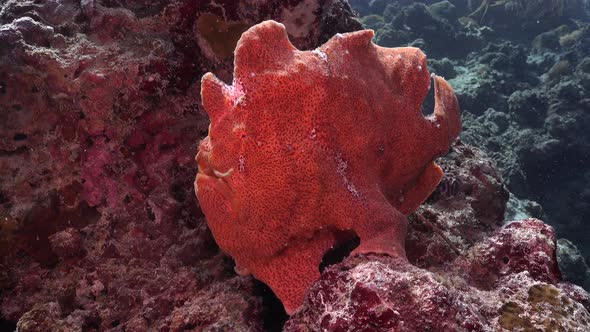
[195,20,461,314]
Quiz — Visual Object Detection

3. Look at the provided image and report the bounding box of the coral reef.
[557,239,590,291]
[408,141,509,268]
[0,0,360,329]
[196,20,460,314]
[349,0,590,288]
[458,24,590,259]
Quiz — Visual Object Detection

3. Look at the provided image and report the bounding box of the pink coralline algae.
[48,228,83,258]
[452,218,561,289]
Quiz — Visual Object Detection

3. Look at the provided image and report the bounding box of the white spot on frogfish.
[309,128,317,139]
[312,49,328,62]
[335,153,361,198]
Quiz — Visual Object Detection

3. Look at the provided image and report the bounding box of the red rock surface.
[196,20,460,314]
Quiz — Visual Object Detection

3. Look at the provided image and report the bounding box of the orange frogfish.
[195,20,461,314]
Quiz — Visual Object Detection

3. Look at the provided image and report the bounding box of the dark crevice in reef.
[320,231,360,273]
[254,281,288,332]
[0,146,28,156]
[0,317,17,331]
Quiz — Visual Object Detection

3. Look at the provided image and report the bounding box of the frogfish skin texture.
[195,20,461,315]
